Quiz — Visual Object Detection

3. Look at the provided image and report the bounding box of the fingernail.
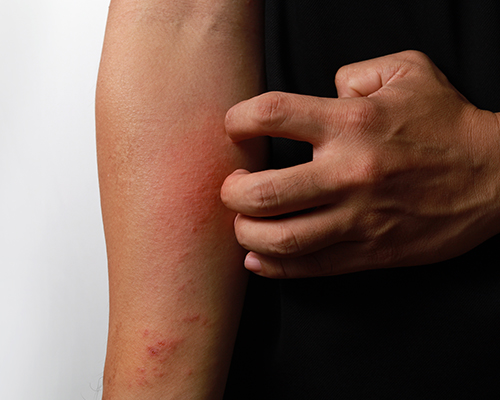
[245,253,262,273]
[234,213,241,227]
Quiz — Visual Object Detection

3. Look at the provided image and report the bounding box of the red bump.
[147,346,160,356]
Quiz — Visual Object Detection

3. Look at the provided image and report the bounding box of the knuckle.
[219,179,232,206]
[400,50,429,64]
[364,239,401,268]
[398,50,434,74]
[334,64,362,97]
[352,209,404,269]
[252,92,288,130]
[246,177,280,214]
[304,253,329,277]
[350,150,384,186]
[343,99,380,133]
[334,64,350,86]
[375,245,401,268]
[267,258,289,279]
[233,221,252,252]
[269,224,301,257]
[360,210,385,239]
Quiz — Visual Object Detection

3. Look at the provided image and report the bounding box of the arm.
[96,1,265,398]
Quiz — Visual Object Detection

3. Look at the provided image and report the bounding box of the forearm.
[96,1,265,398]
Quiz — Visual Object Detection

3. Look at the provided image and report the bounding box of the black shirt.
[225,1,500,398]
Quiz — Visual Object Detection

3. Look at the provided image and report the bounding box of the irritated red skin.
[100,112,258,397]
[107,115,244,256]
[126,330,186,388]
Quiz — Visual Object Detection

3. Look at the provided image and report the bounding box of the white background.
[1,1,110,399]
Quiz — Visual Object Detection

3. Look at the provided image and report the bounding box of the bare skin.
[221,51,500,279]
[96,1,265,398]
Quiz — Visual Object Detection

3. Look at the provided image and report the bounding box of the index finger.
[225,91,332,146]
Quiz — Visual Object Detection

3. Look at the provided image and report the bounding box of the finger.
[226,90,385,149]
[335,50,439,99]
[243,242,370,279]
[335,51,413,98]
[225,91,332,146]
[221,159,346,217]
[234,205,356,258]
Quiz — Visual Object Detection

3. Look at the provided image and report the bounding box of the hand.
[221,50,500,278]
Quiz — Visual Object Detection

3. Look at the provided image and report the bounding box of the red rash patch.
[146,338,183,360]
[142,117,236,233]
[135,367,148,387]
[128,334,185,387]
[182,314,201,323]
[180,313,212,327]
